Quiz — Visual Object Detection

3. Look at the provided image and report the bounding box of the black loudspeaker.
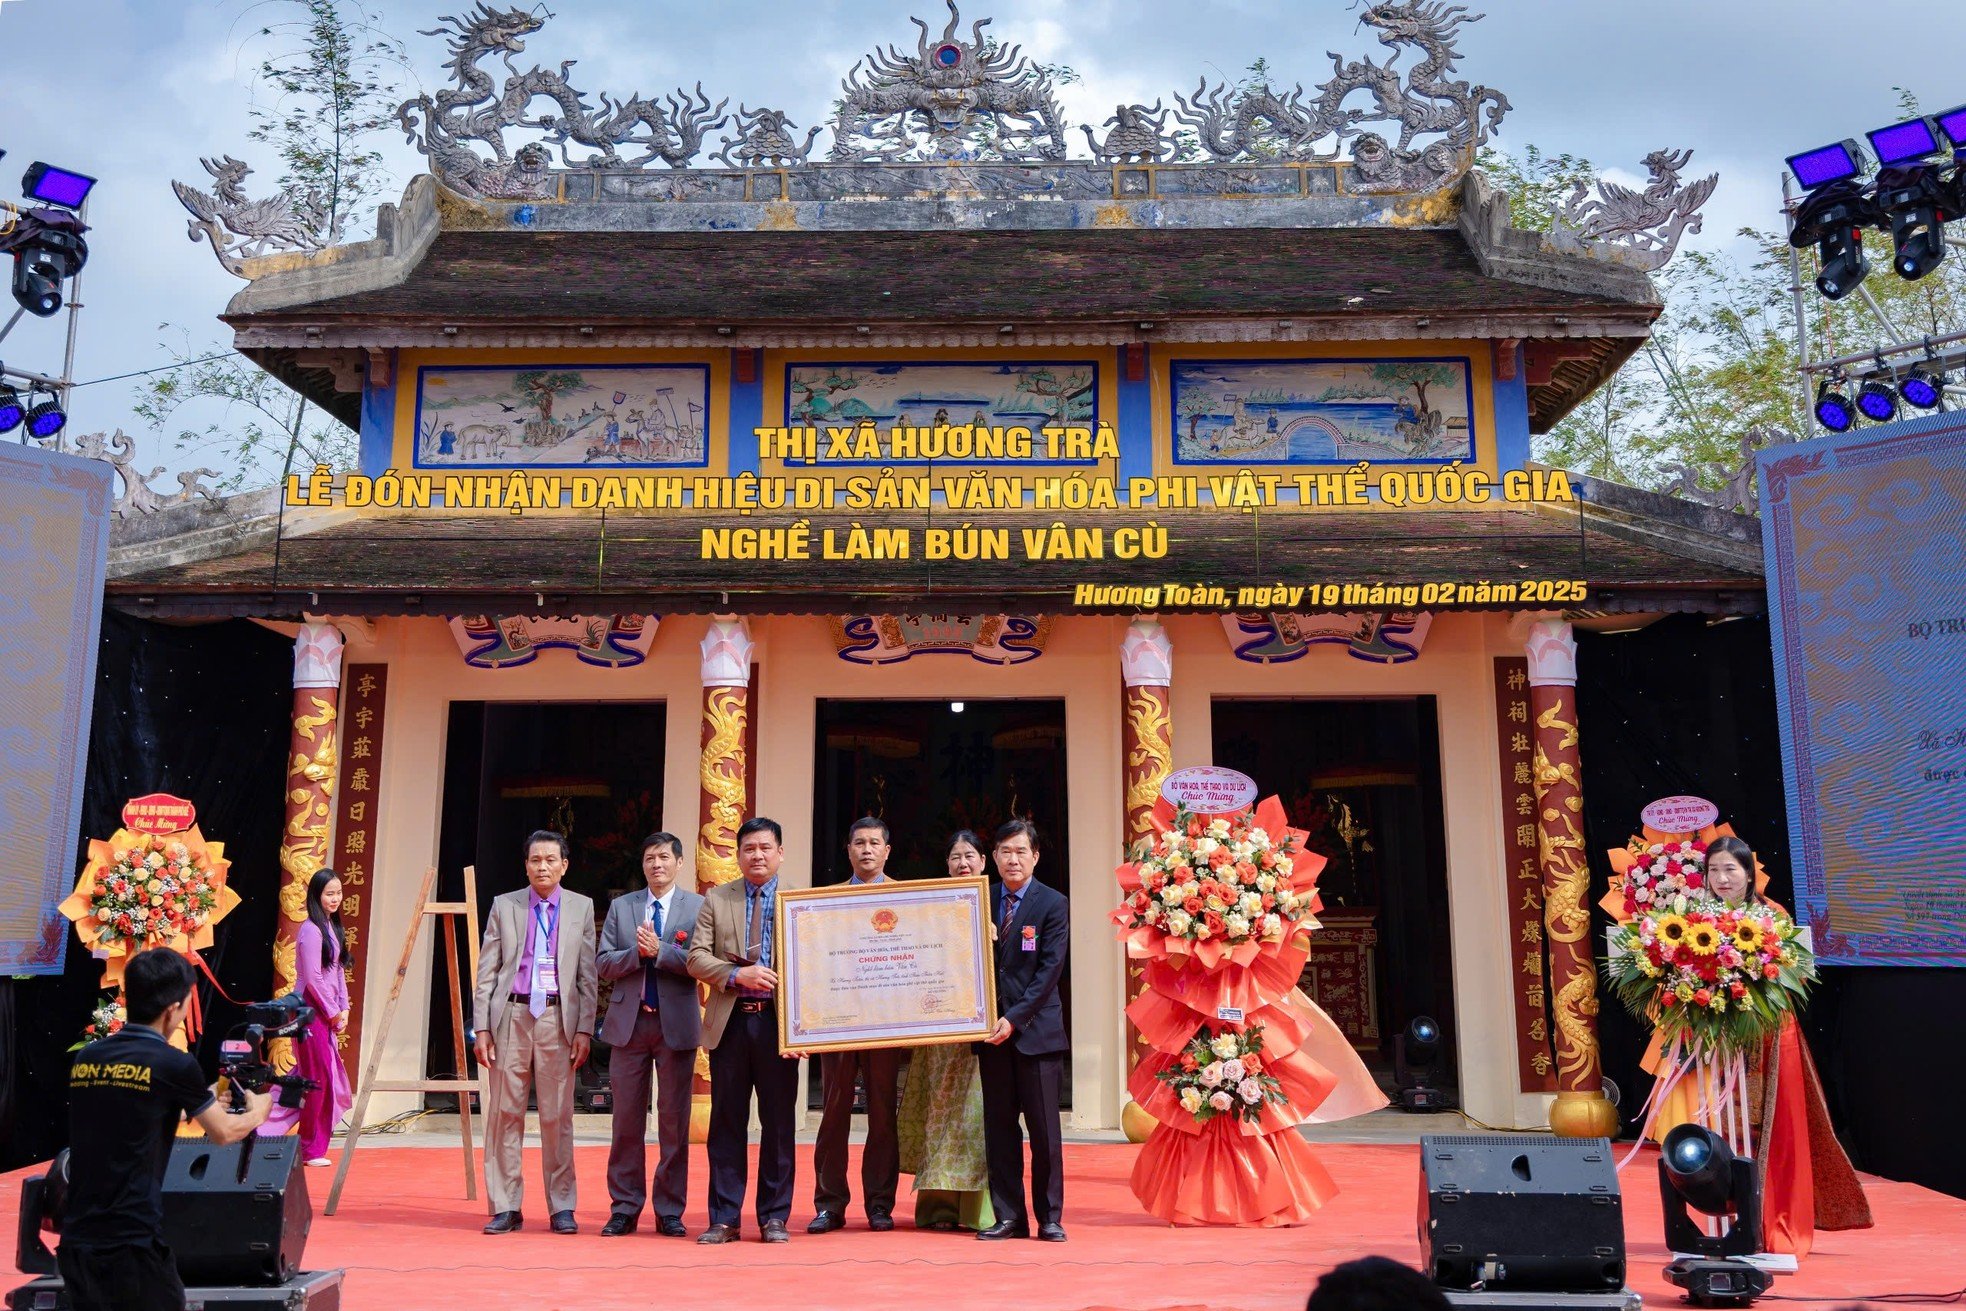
[160,1137,312,1285]
[1417,1135,1625,1291]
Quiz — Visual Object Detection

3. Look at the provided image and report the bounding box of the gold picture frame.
[775,876,999,1054]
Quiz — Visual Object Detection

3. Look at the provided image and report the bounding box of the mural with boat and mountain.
[1171,358,1475,465]
[412,364,713,468]
[783,361,1100,464]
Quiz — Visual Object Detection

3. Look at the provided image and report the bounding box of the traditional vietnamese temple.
[103,2,1766,1139]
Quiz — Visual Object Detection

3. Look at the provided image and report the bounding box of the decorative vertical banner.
[330,665,388,1065]
[1524,620,1616,1138]
[1119,620,1173,1089]
[1494,657,1555,1092]
[276,624,343,1069]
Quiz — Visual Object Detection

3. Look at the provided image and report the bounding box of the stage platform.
[7,1140,1961,1310]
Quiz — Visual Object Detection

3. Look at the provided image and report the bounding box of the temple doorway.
[1211,697,1456,1093]
[812,697,1071,1108]
[426,699,668,1098]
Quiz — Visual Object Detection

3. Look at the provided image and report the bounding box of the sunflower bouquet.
[1605,893,1817,1055]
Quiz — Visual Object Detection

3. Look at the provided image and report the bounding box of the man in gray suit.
[596,832,705,1237]
[473,829,599,1235]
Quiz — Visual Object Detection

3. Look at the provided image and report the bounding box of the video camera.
[217,995,320,1112]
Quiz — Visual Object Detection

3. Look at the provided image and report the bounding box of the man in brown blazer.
[687,816,800,1244]
[473,829,599,1235]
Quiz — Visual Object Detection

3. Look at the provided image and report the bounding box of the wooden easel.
[325,864,482,1216]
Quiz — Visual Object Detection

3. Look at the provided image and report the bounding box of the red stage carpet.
[7,1142,1963,1310]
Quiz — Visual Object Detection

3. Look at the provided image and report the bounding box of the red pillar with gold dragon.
[692,616,754,1138]
[1523,617,1618,1138]
[1119,618,1173,1142]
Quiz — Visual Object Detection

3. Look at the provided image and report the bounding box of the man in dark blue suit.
[976,818,1069,1242]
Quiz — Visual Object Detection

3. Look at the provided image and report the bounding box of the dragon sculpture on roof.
[828,0,1069,162]
[1174,0,1509,191]
[393,4,739,195]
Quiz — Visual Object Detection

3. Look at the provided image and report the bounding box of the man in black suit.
[976,818,1069,1242]
[595,833,705,1237]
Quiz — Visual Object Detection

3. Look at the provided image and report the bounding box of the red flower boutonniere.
[673,929,689,944]
[1021,925,1037,941]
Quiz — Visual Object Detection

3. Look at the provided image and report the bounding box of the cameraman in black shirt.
[61,948,272,1311]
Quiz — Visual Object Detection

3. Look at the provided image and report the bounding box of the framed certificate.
[776,876,998,1054]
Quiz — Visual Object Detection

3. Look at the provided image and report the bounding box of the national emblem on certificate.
[777,876,998,1053]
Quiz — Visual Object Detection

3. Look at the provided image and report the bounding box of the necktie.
[642,897,664,1009]
[529,903,556,1019]
[747,885,765,967]
[1001,890,1019,935]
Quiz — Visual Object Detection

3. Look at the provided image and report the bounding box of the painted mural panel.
[413,364,712,469]
[783,361,1099,464]
[1171,358,1475,465]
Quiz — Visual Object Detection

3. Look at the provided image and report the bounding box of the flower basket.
[59,824,239,1045]
[1113,795,1385,1226]
[1600,826,1816,1171]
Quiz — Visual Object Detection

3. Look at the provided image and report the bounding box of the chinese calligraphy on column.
[330,664,388,1066]
[1495,657,1555,1092]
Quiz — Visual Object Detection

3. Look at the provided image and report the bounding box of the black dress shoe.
[599,1214,637,1237]
[656,1216,688,1238]
[550,1210,578,1235]
[482,1211,523,1234]
[1037,1222,1067,1242]
[867,1210,894,1232]
[976,1218,1030,1241]
[697,1223,740,1245]
[807,1210,844,1234]
[761,1219,790,1243]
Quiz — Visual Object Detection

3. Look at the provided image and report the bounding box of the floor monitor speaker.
[160,1136,312,1286]
[1418,1134,1624,1292]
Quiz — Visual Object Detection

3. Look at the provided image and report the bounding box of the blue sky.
[1,0,1960,479]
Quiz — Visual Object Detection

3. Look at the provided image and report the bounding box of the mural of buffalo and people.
[413,364,713,468]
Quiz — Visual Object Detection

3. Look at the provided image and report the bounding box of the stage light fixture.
[23,395,66,439]
[1658,1124,1770,1307]
[1901,366,1945,410]
[0,384,24,434]
[7,219,89,317]
[1788,180,1874,300]
[1866,116,1943,167]
[20,161,96,210]
[1786,139,1865,190]
[1934,104,1966,150]
[1856,379,1898,423]
[1814,378,1855,432]
[1394,1015,1451,1111]
[1873,165,1954,281]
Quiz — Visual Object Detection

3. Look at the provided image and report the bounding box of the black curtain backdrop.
[0,610,292,1172]
[1576,614,1966,1200]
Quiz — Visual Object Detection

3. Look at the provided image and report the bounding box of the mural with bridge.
[412,364,713,469]
[1171,358,1474,465]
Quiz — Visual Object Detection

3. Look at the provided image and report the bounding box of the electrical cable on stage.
[1765,1287,1966,1305]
